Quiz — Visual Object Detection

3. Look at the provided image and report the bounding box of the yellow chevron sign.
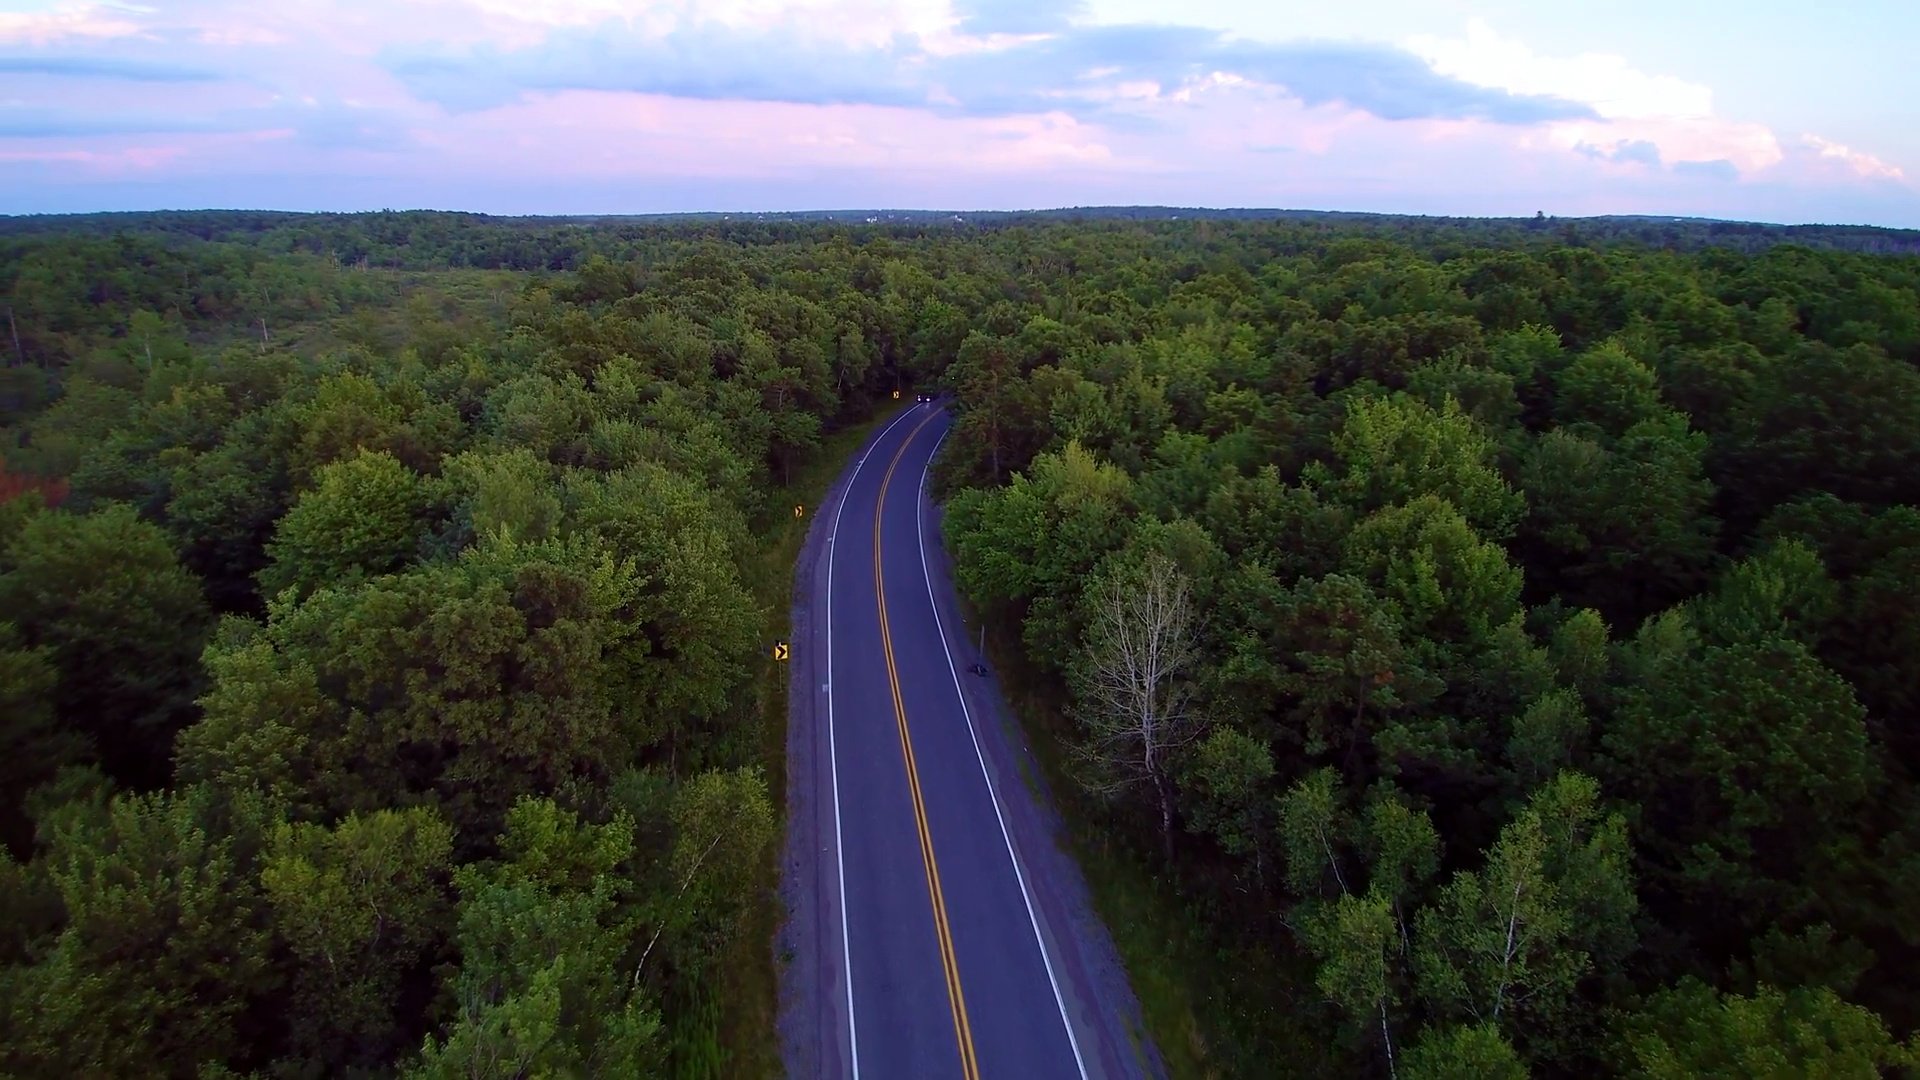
[773,641,790,662]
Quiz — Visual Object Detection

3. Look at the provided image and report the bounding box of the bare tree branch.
[1072,551,1203,857]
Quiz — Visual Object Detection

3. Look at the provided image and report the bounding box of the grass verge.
[977,618,1333,1080]
[699,397,912,1078]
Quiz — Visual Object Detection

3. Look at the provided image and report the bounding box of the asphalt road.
[780,402,1161,1080]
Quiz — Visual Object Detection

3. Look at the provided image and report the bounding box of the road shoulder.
[777,408,912,1080]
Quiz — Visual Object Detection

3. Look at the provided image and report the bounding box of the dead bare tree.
[1072,551,1203,859]
[6,306,22,368]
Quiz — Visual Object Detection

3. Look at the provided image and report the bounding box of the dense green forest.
[3,208,1919,1076]
[932,220,1920,1074]
[0,217,941,1077]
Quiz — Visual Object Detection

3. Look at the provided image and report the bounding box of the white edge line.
[915,423,1091,1080]
[824,402,923,1080]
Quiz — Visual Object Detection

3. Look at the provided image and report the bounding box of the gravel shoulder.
[776,412,907,1080]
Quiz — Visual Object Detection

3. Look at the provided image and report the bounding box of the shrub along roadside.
[967,608,1338,1080]
[704,397,912,1078]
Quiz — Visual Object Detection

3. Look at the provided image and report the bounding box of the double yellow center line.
[873,409,981,1080]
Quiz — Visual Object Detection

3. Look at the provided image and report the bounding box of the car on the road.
[915,391,932,403]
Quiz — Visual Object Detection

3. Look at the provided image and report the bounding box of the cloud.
[388,24,925,112]
[197,25,291,47]
[1407,20,1713,121]
[1801,133,1904,181]
[0,108,226,138]
[950,0,1084,35]
[1407,21,1896,184]
[1539,114,1782,174]
[0,145,186,170]
[1401,20,1907,197]
[1408,20,1768,174]
[0,1,1912,226]
[1672,158,1737,181]
[438,0,658,27]
[354,87,1119,185]
[0,2,142,46]
[0,55,224,82]
[1217,39,1591,123]
[0,100,413,151]
[276,100,416,151]
[387,16,1595,126]
[1576,138,1661,167]
[385,0,954,52]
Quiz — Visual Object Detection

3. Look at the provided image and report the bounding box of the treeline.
[0,224,961,1075]
[6,206,1918,282]
[939,234,1920,1074]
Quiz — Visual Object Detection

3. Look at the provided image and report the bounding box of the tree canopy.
[5,207,1920,1076]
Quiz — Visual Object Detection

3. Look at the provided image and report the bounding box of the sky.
[2,0,1917,225]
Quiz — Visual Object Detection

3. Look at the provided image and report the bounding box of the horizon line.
[4,203,1915,232]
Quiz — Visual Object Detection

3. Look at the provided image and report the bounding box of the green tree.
[1407,355,1522,436]
[1311,393,1522,539]
[411,799,663,1078]
[0,624,78,854]
[18,375,140,476]
[1201,467,1350,581]
[1311,891,1402,1071]
[1415,772,1634,1038]
[164,424,288,612]
[1280,767,1356,900]
[1605,614,1874,929]
[634,768,777,984]
[1505,688,1589,794]
[1719,340,1920,531]
[946,441,1136,672]
[1545,607,1612,711]
[3,785,273,1077]
[1363,794,1441,953]
[566,463,760,736]
[1180,727,1275,869]
[262,806,455,1068]
[444,446,562,543]
[1553,341,1667,438]
[946,331,1046,484]
[1271,573,1439,777]
[1341,495,1524,678]
[0,503,210,787]
[194,534,654,842]
[1621,980,1911,1079]
[284,370,415,484]
[1517,417,1716,622]
[259,448,436,600]
[1402,1023,1528,1080]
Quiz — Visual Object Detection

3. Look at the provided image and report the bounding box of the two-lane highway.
[782,401,1154,1079]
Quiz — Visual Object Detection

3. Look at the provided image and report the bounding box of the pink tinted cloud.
[0,2,143,46]
[1800,135,1905,182]
[416,90,1117,179]
[2,1,1916,224]
[0,144,187,170]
